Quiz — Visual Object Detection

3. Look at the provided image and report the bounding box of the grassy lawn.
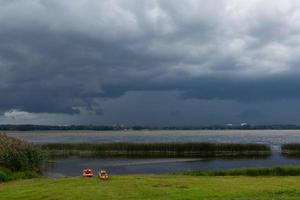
[1,175,300,200]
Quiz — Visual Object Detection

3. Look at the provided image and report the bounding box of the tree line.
[0,124,300,131]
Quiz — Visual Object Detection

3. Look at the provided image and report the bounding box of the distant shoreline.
[1,124,300,131]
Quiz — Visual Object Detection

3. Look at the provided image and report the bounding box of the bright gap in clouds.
[4,110,35,120]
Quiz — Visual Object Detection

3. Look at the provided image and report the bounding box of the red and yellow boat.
[82,168,93,177]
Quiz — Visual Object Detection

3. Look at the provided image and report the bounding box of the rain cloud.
[1,0,300,125]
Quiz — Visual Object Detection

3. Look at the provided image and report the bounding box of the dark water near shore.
[6,130,300,177]
[44,153,300,178]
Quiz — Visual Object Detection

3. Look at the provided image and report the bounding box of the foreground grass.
[1,175,300,200]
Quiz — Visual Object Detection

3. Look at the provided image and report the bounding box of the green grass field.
[1,175,300,200]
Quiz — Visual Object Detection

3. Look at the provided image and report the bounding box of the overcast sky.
[1,0,300,126]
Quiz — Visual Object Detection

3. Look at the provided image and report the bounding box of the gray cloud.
[1,0,300,124]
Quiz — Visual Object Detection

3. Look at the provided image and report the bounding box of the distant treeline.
[1,124,300,131]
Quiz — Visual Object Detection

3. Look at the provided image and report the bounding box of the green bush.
[11,171,40,180]
[0,167,41,183]
[0,170,9,182]
[0,133,45,171]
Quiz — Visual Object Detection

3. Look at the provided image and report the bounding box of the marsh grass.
[38,142,271,158]
[176,166,300,176]
[281,143,300,157]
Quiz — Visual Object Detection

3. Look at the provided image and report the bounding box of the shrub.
[0,167,41,183]
[0,133,45,172]
[0,170,9,182]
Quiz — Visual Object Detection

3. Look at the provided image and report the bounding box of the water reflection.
[44,152,300,178]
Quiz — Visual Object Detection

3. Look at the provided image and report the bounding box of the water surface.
[6,130,300,150]
[6,130,300,177]
[45,153,300,178]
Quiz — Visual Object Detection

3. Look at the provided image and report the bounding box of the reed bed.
[38,142,271,158]
[281,143,300,157]
[177,166,300,176]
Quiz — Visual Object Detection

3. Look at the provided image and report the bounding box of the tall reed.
[281,143,300,157]
[39,142,271,158]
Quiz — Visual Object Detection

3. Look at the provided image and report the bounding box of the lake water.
[6,130,300,148]
[6,130,300,177]
[44,153,300,178]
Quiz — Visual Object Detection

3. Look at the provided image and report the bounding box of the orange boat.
[82,168,93,177]
[99,170,109,180]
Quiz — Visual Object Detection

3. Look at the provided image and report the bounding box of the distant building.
[240,123,248,126]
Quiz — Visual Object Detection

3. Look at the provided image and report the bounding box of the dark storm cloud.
[1,0,300,118]
[101,74,300,102]
[237,109,266,120]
